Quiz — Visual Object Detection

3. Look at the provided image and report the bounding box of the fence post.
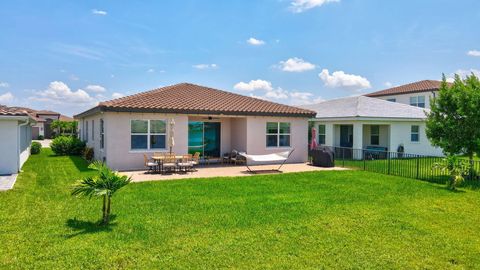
[342,147,345,167]
[416,155,420,179]
[387,151,391,175]
[363,149,366,170]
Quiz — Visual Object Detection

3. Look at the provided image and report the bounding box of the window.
[85,121,89,142]
[411,125,420,142]
[410,96,425,108]
[386,98,396,102]
[266,122,291,147]
[318,125,326,145]
[91,120,95,141]
[100,119,104,149]
[370,125,380,145]
[131,120,167,150]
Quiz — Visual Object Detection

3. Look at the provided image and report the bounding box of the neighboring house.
[365,80,450,109]
[1,106,74,139]
[0,106,36,175]
[74,83,316,171]
[303,96,443,156]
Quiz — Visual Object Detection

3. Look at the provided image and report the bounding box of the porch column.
[352,123,363,159]
[324,123,334,146]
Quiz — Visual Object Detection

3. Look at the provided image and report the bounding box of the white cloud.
[147,68,155,73]
[0,82,10,88]
[31,81,94,105]
[467,50,480,57]
[192,64,218,70]
[278,57,315,72]
[289,91,324,105]
[92,9,107,15]
[111,92,125,99]
[85,85,106,93]
[69,74,79,81]
[319,69,371,91]
[447,69,480,82]
[384,82,393,88]
[0,92,14,103]
[247,37,265,46]
[290,0,339,13]
[446,77,455,83]
[265,88,289,99]
[234,79,273,92]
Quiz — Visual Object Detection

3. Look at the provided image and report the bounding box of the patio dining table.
[151,155,189,173]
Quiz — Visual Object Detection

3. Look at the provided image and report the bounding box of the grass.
[1,149,480,269]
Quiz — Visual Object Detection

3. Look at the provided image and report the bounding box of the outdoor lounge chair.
[239,149,295,173]
[143,154,158,173]
[230,150,246,165]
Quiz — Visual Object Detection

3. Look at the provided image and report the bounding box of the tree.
[72,161,131,225]
[426,74,480,164]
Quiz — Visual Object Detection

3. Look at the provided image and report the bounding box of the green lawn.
[1,149,480,269]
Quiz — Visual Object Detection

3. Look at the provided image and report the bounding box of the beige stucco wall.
[245,116,308,164]
[102,112,189,171]
[230,118,247,152]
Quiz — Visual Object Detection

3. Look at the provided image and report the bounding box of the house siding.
[375,91,437,109]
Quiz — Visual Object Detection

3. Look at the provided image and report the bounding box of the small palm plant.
[433,156,469,190]
[72,161,131,225]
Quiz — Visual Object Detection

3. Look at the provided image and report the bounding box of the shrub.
[31,142,42,154]
[84,147,94,161]
[50,136,86,156]
[433,156,470,190]
[37,135,44,140]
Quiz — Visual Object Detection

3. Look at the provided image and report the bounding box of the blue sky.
[0,0,479,116]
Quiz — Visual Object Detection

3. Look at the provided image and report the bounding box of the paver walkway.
[0,174,18,191]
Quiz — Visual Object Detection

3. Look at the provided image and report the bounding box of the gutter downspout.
[17,118,30,173]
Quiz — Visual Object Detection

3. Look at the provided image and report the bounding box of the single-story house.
[74,83,316,171]
[365,80,451,110]
[0,106,35,175]
[302,96,443,157]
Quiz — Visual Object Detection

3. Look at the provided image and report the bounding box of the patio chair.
[177,154,194,173]
[230,150,246,165]
[162,154,177,174]
[143,154,158,173]
[222,152,232,164]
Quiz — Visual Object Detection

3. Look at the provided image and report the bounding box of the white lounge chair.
[239,149,295,173]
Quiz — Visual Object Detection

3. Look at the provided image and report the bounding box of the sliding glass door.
[188,121,221,157]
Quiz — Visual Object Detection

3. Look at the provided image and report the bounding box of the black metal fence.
[319,146,480,184]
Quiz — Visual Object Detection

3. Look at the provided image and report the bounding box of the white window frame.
[100,119,104,149]
[130,119,167,151]
[318,124,326,145]
[266,122,291,148]
[85,120,89,142]
[411,125,420,142]
[91,120,95,141]
[410,96,425,108]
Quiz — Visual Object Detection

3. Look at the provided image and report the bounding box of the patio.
[121,163,347,182]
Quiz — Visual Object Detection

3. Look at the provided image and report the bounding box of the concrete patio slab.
[0,174,18,191]
[33,139,52,148]
[121,163,347,183]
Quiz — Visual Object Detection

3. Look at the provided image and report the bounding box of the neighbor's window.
[411,125,420,142]
[370,125,380,145]
[318,125,326,145]
[386,98,396,102]
[266,122,291,147]
[91,120,95,141]
[410,96,425,108]
[131,120,166,150]
[100,119,104,149]
[85,121,89,142]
